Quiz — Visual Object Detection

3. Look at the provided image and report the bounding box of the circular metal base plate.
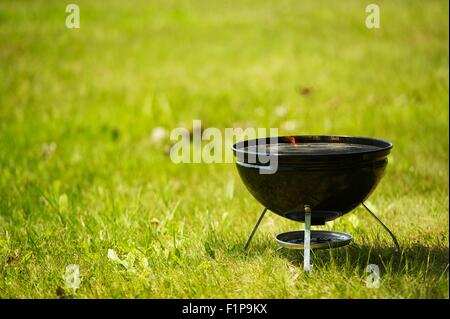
[276,230,352,250]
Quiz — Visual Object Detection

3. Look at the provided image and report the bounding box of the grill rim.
[233,135,393,157]
[232,135,393,167]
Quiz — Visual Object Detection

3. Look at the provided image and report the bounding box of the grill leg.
[362,202,400,252]
[244,208,268,250]
[304,205,312,272]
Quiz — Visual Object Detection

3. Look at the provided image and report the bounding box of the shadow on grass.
[220,236,449,278]
[279,243,448,277]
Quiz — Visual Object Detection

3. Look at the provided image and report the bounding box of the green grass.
[0,0,448,298]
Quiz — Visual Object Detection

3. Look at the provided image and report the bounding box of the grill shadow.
[276,243,449,277]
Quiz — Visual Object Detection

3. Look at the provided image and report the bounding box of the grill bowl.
[232,135,392,225]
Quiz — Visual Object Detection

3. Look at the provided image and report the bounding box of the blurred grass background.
[0,0,448,298]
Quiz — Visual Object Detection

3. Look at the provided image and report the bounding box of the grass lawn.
[0,0,448,298]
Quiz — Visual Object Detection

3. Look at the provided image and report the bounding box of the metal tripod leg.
[244,208,268,250]
[304,205,312,272]
[362,202,400,252]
